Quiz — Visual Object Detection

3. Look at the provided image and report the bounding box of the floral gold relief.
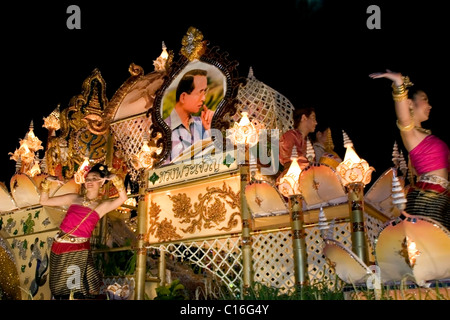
[169,182,240,234]
[180,27,206,61]
[147,179,241,244]
[147,201,182,243]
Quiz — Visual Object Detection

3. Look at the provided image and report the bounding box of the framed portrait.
[160,60,226,121]
[149,28,242,167]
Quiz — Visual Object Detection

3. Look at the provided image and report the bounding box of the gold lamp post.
[230,111,258,293]
[336,131,374,265]
[278,146,309,288]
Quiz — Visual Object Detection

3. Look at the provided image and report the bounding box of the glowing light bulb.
[343,146,361,163]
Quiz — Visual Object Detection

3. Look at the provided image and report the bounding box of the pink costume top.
[59,204,100,238]
[409,135,449,176]
[279,129,308,167]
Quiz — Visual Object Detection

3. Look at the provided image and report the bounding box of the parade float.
[1,27,449,300]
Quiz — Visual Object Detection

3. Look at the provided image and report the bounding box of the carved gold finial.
[153,41,173,72]
[325,128,335,152]
[43,104,61,132]
[181,27,206,61]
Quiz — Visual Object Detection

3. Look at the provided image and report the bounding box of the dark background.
[1,0,448,188]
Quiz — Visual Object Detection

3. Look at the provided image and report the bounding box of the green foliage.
[239,278,346,300]
[154,279,189,300]
[243,282,291,300]
[95,240,136,277]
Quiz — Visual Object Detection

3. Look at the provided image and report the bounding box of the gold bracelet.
[111,176,125,192]
[40,180,51,193]
[392,90,409,102]
[396,120,415,132]
[391,76,414,95]
[392,83,406,95]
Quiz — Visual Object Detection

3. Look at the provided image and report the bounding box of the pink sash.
[409,135,449,175]
[59,204,100,238]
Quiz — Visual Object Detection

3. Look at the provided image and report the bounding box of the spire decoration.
[43,104,61,133]
[306,137,315,163]
[9,121,44,175]
[336,130,374,186]
[391,169,407,211]
[153,41,173,72]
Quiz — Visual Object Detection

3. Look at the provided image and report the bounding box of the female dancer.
[369,70,449,230]
[40,163,128,299]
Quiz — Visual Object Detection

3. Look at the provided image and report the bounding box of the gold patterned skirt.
[406,178,449,230]
[50,239,101,299]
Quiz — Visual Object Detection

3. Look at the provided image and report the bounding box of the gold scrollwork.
[147,201,182,243]
[169,182,241,234]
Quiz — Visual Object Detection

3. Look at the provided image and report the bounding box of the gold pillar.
[134,170,148,300]
[347,182,369,265]
[98,132,115,245]
[158,249,166,286]
[288,194,309,287]
[240,145,253,293]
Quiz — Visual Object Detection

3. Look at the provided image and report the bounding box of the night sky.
[1,0,449,188]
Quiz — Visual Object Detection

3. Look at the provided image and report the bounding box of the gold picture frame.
[149,27,243,168]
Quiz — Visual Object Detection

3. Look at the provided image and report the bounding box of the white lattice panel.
[252,222,353,293]
[151,237,242,296]
[147,214,384,295]
[252,230,295,291]
[364,212,385,259]
[110,113,152,181]
[233,68,295,134]
[307,227,337,286]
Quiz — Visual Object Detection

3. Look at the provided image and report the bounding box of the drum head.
[375,212,450,285]
[323,238,371,285]
[245,180,288,218]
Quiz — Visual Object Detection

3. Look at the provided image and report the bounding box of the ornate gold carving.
[352,221,365,232]
[180,27,206,61]
[43,104,61,132]
[45,69,110,179]
[147,201,182,243]
[292,229,305,239]
[169,182,241,234]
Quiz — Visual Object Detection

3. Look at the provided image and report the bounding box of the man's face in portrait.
[180,75,208,114]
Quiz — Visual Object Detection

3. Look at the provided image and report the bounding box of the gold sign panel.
[146,175,241,244]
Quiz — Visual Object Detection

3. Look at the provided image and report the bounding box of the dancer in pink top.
[370,70,449,229]
[40,163,128,299]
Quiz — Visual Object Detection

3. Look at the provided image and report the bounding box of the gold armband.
[111,176,125,192]
[392,90,409,102]
[40,179,51,193]
[396,120,415,132]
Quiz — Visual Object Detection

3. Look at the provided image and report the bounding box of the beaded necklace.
[82,194,100,207]
[415,127,432,135]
